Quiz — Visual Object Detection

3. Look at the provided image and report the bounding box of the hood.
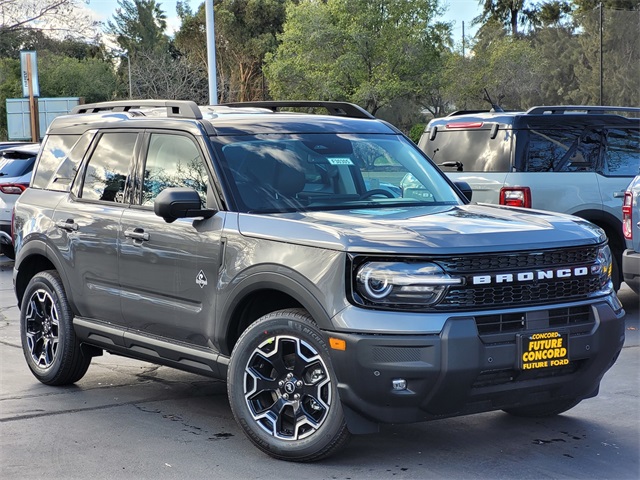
[236,204,607,254]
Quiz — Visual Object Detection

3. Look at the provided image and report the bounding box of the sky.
[84,0,482,42]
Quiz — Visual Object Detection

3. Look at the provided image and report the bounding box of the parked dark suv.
[13,100,625,462]
[417,106,640,290]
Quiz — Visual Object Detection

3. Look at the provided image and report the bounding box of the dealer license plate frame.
[518,330,570,370]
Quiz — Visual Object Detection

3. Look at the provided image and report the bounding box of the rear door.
[118,131,224,348]
[50,130,139,327]
[505,126,602,215]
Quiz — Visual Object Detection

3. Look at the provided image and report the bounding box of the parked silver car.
[0,143,39,258]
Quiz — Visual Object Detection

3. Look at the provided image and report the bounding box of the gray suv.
[13,100,625,462]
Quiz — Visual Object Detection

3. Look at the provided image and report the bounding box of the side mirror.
[154,187,215,223]
[454,181,473,202]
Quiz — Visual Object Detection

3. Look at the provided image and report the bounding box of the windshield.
[211,133,462,213]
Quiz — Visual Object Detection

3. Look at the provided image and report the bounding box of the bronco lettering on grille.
[472,267,589,285]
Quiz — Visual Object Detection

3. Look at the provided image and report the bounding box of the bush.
[408,123,426,144]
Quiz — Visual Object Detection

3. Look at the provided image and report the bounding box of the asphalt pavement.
[0,254,638,479]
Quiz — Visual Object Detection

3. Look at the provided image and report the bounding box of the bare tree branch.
[0,0,99,39]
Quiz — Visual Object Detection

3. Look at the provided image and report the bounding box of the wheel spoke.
[24,288,59,369]
[26,331,42,358]
[243,333,333,441]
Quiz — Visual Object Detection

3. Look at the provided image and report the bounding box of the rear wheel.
[20,271,91,385]
[1,243,15,260]
[227,309,350,462]
[503,398,581,418]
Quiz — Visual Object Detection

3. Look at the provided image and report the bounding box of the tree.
[126,49,208,103]
[474,0,539,36]
[174,0,289,103]
[571,0,640,106]
[38,52,118,102]
[105,0,170,55]
[264,0,450,115]
[0,0,99,39]
[442,24,547,110]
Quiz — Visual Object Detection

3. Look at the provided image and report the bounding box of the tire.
[20,270,91,385]
[1,243,15,260]
[227,308,350,462]
[503,398,581,418]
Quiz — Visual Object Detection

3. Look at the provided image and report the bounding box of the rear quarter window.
[420,128,512,172]
[602,128,640,176]
[32,133,93,191]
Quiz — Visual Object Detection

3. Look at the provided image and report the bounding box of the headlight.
[354,262,462,308]
[592,244,613,291]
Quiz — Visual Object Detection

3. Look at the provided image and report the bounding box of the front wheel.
[20,271,91,385]
[503,398,581,418]
[227,309,350,462]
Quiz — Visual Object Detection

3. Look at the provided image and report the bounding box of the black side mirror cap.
[154,187,216,223]
[454,181,473,202]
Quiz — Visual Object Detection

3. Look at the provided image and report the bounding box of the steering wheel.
[359,189,395,200]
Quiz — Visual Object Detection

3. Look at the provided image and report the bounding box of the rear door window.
[79,132,138,203]
[525,128,600,173]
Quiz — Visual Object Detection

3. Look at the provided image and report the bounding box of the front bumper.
[622,248,640,292]
[327,297,625,424]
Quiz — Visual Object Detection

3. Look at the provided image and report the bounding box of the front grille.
[433,246,603,310]
[472,361,584,389]
[441,277,601,309]
[474,305,594,336]
[437,247,598,273]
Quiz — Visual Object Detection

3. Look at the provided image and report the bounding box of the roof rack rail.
[526,105,640,115]
[220,100,375,119]
[70,100,202,119]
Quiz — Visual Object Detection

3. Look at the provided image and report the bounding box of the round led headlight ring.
[362,269,393,299]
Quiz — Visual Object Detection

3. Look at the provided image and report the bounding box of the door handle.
[613,191,626,198]
[55,219,78,231]
[124,228,150,242]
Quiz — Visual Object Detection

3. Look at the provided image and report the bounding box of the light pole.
[124,50,132,99]
[205,0,218,105]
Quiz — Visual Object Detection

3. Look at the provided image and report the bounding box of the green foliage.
[0,36,118,140]
[409,123,427,143]
[105,0,170,55]
[572,3,640,105]
[174,0,288,102]
[265,0,450,114]
[38,53,117,102]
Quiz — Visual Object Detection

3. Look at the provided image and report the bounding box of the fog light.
[392,379,407,391]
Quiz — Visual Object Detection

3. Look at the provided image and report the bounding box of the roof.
[49,100,398,137]
[427,105,640,130]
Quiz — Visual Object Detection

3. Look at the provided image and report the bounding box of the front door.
[118,132,223,348]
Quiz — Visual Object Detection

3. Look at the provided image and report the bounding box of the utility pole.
[206,0,218,105]
[599,2,603,106]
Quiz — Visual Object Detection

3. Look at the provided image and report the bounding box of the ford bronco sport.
[13,100,625,462]
[417,106,640,291]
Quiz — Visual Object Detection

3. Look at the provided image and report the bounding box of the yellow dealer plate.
[519,331,570,370]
